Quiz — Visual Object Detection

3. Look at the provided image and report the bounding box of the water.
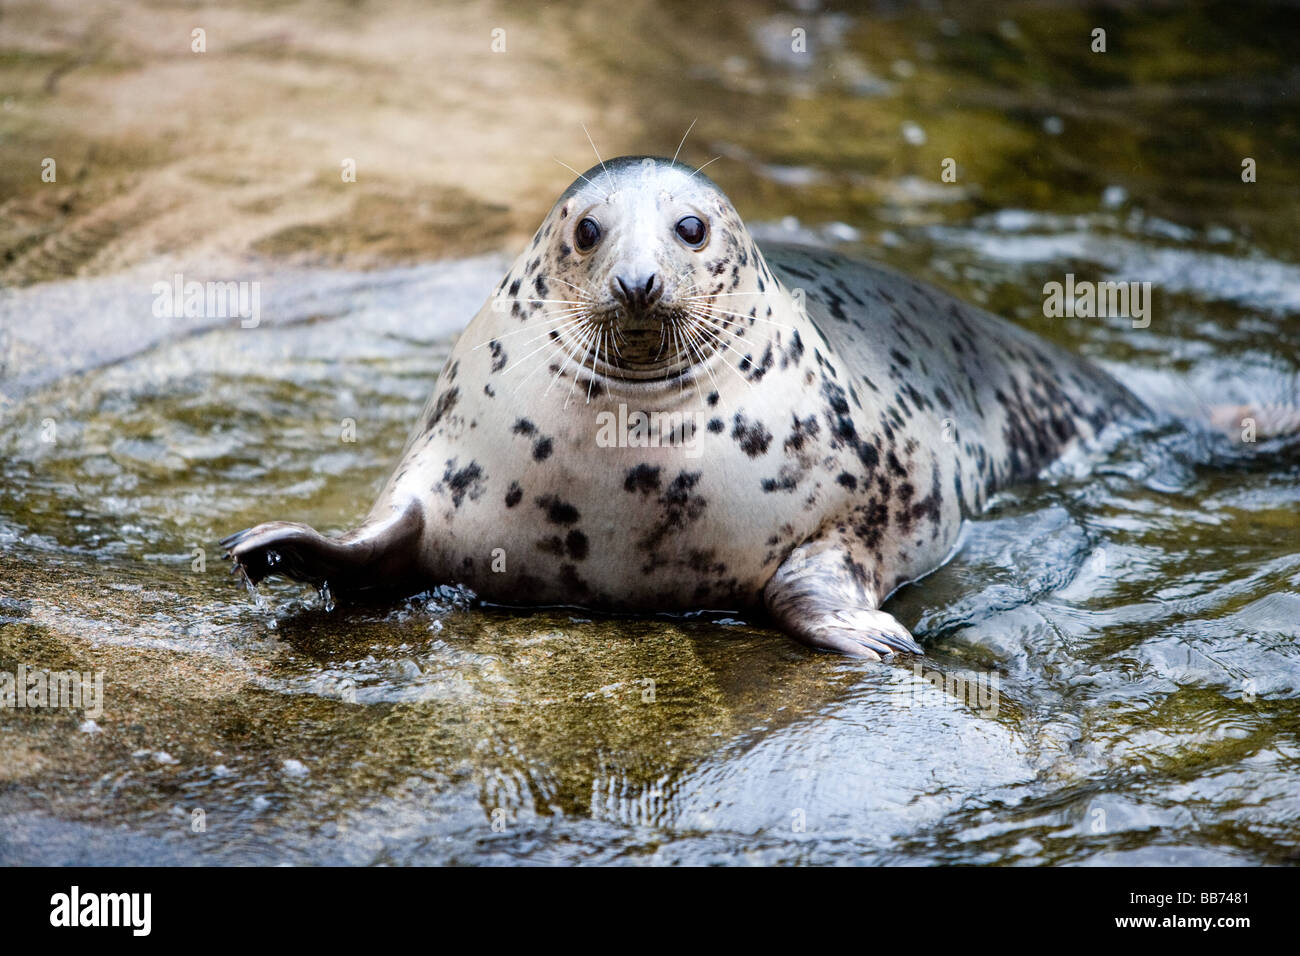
[2,1,1298,865]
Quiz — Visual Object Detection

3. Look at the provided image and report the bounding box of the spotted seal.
[223,155,1147,658]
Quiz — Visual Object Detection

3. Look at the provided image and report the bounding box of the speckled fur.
[225,156,1146,658]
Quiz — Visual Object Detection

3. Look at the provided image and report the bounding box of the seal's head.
[515,155,768,386]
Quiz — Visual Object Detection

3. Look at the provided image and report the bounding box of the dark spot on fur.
[784,414,820,453]
[425,387,459,430]
[638,471,707,554]
[731,413,772,457]
[761,468,800,493]
[536,495,579,525]
[624,463,662,494]
[442,458,484,508]
[565,530,588,560]
[558,563,590,596]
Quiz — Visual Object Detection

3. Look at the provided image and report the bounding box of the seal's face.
[529,156,759,386]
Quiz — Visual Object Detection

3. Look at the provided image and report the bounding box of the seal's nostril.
[643,274,662,306]
[613,273,659,310]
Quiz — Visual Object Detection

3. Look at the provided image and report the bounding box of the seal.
[223,155,1147,658]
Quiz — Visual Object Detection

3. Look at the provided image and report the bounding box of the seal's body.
[225,157,1145,657]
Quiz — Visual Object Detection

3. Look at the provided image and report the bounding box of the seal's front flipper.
[221,503,424,598]
[764,533,922,660]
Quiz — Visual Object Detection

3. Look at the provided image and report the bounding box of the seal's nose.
[612,273,662,312]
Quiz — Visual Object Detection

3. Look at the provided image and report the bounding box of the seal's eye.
[675,215,707,247]
[575,217,601,252]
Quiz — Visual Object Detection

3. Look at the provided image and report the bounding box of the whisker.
[671,118,697,166]
[686,156,721,180]
[555,158,610,201]
[585,325,605,404]
[472,309,589,350]
[684,310,757,389]
[687,309,758,347]
[538,276,597,300]
[692,303,791,330]
[581,123,613,194]
[679,318,729,398]
[546,321,594,400]
[671,323,701,400]
[669,323,687,397]
[514,341,569,393]
[498,316,591,376]
[533,343,574,395]
[653,320,668,361]
[681,291,781,299]
[685,335,707,406]
[489,312,591,353]
[531,324,590,397]
[560,321,602,405]
[500,333,585,386]
[676,317,719,408]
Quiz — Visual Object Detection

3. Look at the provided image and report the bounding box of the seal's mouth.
[554,300,733,384]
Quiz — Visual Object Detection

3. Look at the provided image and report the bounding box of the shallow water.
[2,1,1299,865]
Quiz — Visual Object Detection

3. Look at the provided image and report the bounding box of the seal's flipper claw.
[221,503,424,597]
[222,521,329,587]
[764,526,923,660]
[793,607,921,659]
[219,527,258,553]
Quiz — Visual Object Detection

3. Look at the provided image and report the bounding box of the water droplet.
[234,565,266,609]
[266,549,281,567]
[319,581,335,612]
